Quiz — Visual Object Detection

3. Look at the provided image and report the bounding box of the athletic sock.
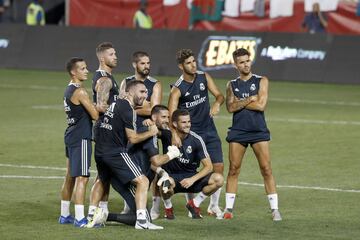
[225,193,236,210]
[75,204,85,221]
[193,192,207,208]
[163,198,173,209]
[99,201,109,212]
[267,193,279,210]
[209,187,222,207]
[136,209,147,221]
[88,205,97,217]
[61,200,71,217]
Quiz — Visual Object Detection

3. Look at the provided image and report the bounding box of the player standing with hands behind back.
[223,48,282,221]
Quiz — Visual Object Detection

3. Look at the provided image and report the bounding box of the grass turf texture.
[0,69,359,239]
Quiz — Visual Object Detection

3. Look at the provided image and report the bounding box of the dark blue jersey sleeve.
[122,104,136,130]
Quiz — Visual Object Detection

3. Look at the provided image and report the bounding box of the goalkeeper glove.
[156,167,171,193]
[166,145,180,160]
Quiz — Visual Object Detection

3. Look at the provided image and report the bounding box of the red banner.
[69,0,360,35]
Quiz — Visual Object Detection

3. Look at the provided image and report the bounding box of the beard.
[106,59,117,69]
[137,67,150,78]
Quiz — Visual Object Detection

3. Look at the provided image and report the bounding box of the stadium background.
[0,0,360,239]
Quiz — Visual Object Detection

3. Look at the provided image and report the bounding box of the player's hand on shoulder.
[148,124,159,136]
[142,119,154,127]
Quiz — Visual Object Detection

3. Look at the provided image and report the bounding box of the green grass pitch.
[0,68,359,239]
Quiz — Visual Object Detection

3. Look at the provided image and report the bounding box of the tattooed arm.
[95,77,112,113]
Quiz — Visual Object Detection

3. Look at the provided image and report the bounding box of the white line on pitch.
[0,175,97,180]
[239,182,360,193]
[1,163,359,193]
[215,115,360,126]
[0,163,97,173]
[270,97,360,107]
[0,175,64,179]
[2,83,357,107]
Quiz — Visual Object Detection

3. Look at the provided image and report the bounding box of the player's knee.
[136,175,149,189]
[260,165,272,178]
[228,165,240,177]
[78,176,89,184]
[212,173,224,187]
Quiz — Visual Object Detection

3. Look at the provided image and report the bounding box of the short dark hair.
[132,51,149,63]
[96,42,114,54]
[176,49,194,64]
[125,79,145,92]
[66,57,84,76]
[232,48,250,62]
[172,109,190,123]
[151,105,169,116]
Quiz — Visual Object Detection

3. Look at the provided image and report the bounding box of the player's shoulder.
[125,75,136,81]
[196,70,205,75]
[252,73,263,79]
[173,75,184,88]
[95,69,109,77]
[147,76,158,83]
[189,131,205,144]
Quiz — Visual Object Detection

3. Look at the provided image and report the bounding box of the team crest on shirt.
[250,83,256,91]
[186,146,192,154]
[199,83,205,91]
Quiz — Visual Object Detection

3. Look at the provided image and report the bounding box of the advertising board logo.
[0,39,9,48]
[198,36,261,71]
[260,46,326,61]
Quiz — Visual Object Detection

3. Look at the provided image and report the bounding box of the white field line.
[239,182,360,193]
[215,115,360,126]
[31,104,360,126]
[0,175,64,179]
[32,105,63,110]
[0,163,359,193]
[270,97,360,107]
[0,163,97,173]
[2,83,360,107]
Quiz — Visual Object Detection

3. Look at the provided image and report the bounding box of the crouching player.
[159,109,224,219]
[87,105,180,226]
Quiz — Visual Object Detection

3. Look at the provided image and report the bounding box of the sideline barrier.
[0,24,359,84]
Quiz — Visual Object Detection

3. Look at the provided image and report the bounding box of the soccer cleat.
[86,208,107,228]
[135,219,148,230]
[150,208,160,220]
[135,220,163,230]
[186,199,202,219]
[58,215,75,224]
[164,207,175,220]
[223,209,233,219]
[272,209,282,221]
[147,222,164,230]
[74,217,88,227]
[207,205,223,219]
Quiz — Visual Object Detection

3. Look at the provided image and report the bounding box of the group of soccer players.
[59,42,282,230]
